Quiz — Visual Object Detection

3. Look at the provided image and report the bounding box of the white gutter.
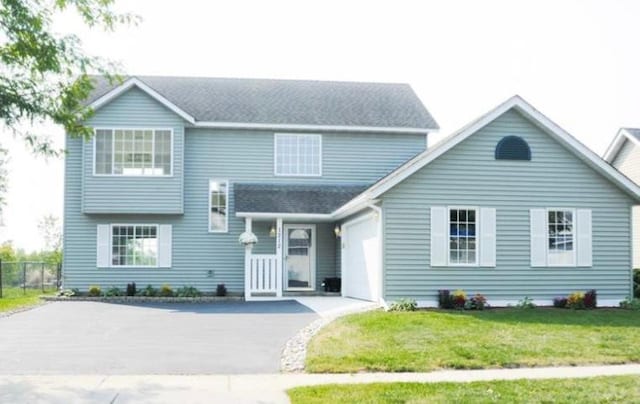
[332,194,376,220]
[191,121,434,135]
[236,212,334,221]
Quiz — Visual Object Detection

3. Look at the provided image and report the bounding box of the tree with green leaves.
[0,0,137,155]
[38,213,62,265]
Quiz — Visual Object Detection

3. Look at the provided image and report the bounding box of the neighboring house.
[604,128,640,268]
[63,76,640,306]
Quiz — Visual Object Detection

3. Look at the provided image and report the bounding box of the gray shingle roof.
[234,183,369,214]
[87,76,438,130]
[623,128,640,140]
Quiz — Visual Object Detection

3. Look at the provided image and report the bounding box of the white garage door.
[342,213,381,302]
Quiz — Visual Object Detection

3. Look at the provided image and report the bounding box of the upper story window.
[209,180,229,232]
[95,129,172,176]
[274,133,322,176]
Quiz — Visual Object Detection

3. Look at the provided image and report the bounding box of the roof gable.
[603,128,640,162]
[86,76,439,133]
[88,78,196,124]
[334,95,640,218]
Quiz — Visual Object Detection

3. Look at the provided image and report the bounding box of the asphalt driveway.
[0,301,319,374]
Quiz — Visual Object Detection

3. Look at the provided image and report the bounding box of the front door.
[284,224,316,290]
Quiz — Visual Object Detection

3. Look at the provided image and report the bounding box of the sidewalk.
[2,364,640,404]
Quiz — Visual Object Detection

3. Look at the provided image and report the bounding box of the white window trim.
[92,127,174,177]
[109,223,160,268]
[273,133,322,177]
[208,179,229,233]
[546,207,577,267]
[446,206,479,267]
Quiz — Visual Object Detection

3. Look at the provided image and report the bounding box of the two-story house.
[64,76,640,306]
[604,128,640,268]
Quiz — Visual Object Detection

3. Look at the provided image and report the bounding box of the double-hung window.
[547,209,575,266]
[430,206,495,268]
[111,225,158,267]
[448,208,477,265]
[530,208,591,267]
[95,129,172,176]
[274,134,321,176]
[209,180,229,232]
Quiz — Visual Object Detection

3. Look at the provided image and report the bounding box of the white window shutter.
[479,208,496,267]
[96,225,111,267]
[430,206,447,267]
[576,209,592,267]
[530,209,547,267]
[158,225,172,268]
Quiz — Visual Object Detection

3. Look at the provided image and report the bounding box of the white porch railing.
[248,254,280,295]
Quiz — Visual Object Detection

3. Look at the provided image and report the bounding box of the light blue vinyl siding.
[64,88,426,292]
[82,88,185,214]
[381,109,634,303]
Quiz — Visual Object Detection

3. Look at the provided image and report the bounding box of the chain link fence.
[0,261,61,298]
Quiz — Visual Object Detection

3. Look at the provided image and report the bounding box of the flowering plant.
[452,289,467,309]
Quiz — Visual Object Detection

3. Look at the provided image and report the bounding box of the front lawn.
[0,288,53,313]
[306,308,640,373]
[288,375,640,403]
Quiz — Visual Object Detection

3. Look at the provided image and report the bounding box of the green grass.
[288,375,640,403]
[306,308,640,373]
[0,287,54,313]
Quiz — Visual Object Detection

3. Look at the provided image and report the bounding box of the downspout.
[367,202,387,310]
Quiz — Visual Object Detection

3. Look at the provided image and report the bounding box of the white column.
[276,217,283,297]
[244,217,253,301]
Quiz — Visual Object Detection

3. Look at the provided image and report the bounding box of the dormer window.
[94,128,173,176]
[495,136,531,160]
[274,133,322,176]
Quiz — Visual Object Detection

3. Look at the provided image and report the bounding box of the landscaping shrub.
[584,289,597,309]
[105,286,123,297]
[126,282,137,297]
[516,296,536,309]
[438,290,454,309]
[87,285,102,297]
[142,285,158,297]
[451,290,467,310]
[159,284,174,297]
[465,293,487,310]
[620,297,640,310]
[567,291,585,309]
[176,286,202,298]
[388,298,418,312]
[216,283,227,297]
[634,268,640,298]
[58,289,76,297]
[553,297,568,308]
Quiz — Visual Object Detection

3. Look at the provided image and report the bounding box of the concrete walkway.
[2,364,639,404]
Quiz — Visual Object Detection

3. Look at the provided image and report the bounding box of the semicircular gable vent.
[495,136,531,160]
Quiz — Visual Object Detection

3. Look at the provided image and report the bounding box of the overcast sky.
[2,0,640,251]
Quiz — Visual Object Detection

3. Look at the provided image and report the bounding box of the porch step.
[283,291,341,297]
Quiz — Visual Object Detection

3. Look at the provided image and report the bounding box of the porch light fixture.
[334,225,341,237]
[269,224,276,237]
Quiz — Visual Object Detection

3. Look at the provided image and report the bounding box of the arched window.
[495,136,531,160]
